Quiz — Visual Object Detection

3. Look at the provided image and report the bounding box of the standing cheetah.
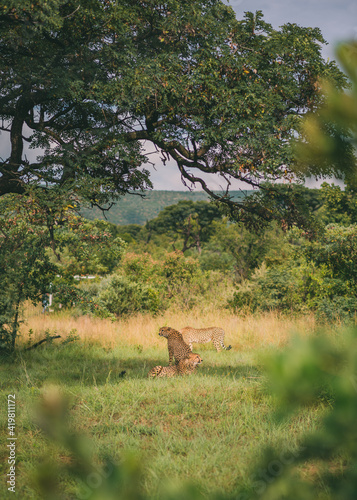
[147,353,203,378]
[158,326,192,365]
[179,326,232,352]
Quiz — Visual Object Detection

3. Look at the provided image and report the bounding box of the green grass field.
[0,334,324,499]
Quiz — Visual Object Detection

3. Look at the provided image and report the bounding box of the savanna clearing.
[0,306,336,499]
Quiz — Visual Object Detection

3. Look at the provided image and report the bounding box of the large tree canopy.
[0,0,348,225]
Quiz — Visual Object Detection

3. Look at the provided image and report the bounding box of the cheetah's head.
[159,326,174,338]
[188,353,203,366]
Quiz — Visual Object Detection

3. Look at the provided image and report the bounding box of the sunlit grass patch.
[19,303,319,352]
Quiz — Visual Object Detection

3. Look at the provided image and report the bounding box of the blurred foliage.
[33,386,148,500]
[238,328,357,500]
[32,386,219,500]
[296,41,357,185]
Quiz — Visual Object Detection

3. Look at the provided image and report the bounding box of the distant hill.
[81,190,250,225]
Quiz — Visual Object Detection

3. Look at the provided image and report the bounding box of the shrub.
[96,275,162,317]
[229,262,312,313]
[79,250,232,316]
[229,225,357,322]
[316,296,357,323]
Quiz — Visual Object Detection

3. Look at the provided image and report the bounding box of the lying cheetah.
[158,326,192,365]
[148,353,203,378]
[180,326,232,352]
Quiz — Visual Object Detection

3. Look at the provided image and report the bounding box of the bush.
[316,296,357,323]
[78,250,233,316]
[229,225,357,322]
[229,262,313,313]
[96,275,162,317]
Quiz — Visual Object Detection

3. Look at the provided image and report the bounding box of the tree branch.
[25,335,61,350]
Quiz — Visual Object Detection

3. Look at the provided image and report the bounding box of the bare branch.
[25,335,61,350]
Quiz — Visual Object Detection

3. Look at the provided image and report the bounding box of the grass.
[18,302,318,350]
[0,306,332,499]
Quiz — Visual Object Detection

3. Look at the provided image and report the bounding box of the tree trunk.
[10,296,21,352]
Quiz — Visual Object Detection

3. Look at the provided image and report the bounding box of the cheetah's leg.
[168,346,174,365]
[212,339,222,352]
[220,338,232,350]
[189,343,193,351]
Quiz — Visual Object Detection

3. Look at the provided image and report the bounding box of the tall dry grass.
[19,302,319,350]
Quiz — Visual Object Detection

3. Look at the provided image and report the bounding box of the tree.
[200,219,289,280]
[0,195,57,353]
[0,1,347,226]
[53,217,126,277]
[229,182,324,234]
[318,182,357,225]
[147,200,222,252]
[0,194,126,353]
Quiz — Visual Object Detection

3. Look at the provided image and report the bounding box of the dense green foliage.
[0,195,57,352]
[230,224,357,320]
[227,40,357,321]
[52,218,126,277]
[0,194,126,352]
[0,0,348,227]
[1,19,357,498]
[81,251,227,317]
[146,200,223,252]
[3,179,353,333]
[69,180,356,323]
[318,182,357,225]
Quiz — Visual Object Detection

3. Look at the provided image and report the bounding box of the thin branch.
[25,335,61,351]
